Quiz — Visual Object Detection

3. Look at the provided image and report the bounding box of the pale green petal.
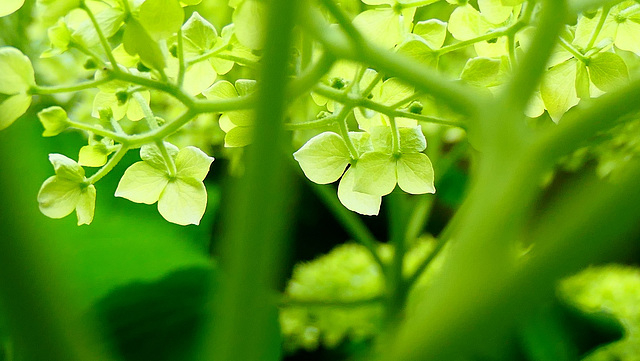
[210,56,234,75]
[37,176,82,219]
[182,11,218,50]
[353,9,404,49]
[448,4,491,41]
[115,161,169,204]
[92,91,126,120]
[399,126,427,153]
[0,0,25,17]
[141,142,180,170]
[219,114,235,133]
[224,126,253,147]
[396,153,435,194]
[0,93,31,131]
[37,106,69,137]
[460,57,503,87]
[349,132,374,155]
[353,152,397,196]
[175,146,214,181]
[379,78,414,106]
[588,51,629,92]
[232,0,267,50]
[615,17,640,55]
[540,58,580,123]
[158,178,207,226]
[293,132,351,184]
[49,153,85,181]
[139,0,184,40]
[0,47,35,94]
[235,79,257,96]
[337,167,382,216]
[574,10,617,49]
[413,19,448,49]
[227,109,255,127]
[123,18,166,71]
[524,91,545,118]
[478,0,514,24]
[396,37,439,69]
[78,144,109,167]
[126,90,151,121]
[76,185,96,225]
[369,126,393,153]
[203,80,238,100]
[576,61,590,99]
[183,61,217,96]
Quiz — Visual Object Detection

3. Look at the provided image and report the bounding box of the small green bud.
[115,91,129,106]
[98,107,114,121]
[83,59,97,70]
[329,77,347,90]
[169,44,178,58]
[408,101,423,115]
[137,62,151,72]
[316,111,332,119]
[486,37,498,44]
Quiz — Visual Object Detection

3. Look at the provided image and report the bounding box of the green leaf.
[396,153,435,194]
[123,18,167,71]
[158,177,207,226]
[115,162,169,204]
[353,152,397,196]
[588,52,629,92]
[0,0,25,17]
[337,167,382,216]
[293,132,351,184]
[232,0,267,50]
[460,57,503,87]
[175,146,214,182]
[413,19,448,49]
[37,106,69,137]
[139,0,184,40]
[541,58,580,123]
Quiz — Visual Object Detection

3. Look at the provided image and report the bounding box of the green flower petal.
[115,161,169,204]
[158,177,207,226]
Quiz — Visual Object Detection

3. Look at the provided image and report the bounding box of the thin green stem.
[30,76,114,95]
[390,92,421,110]
[386,192,408,323]
[403,196,434,245]
[405,236,448,288]
[310,183,386,273]
[559,37,589,63]
[69,42,106,67]
[65,119,128,143]
[336,105,359,160]
[87,145,129,184]
[314,84,467,128]
[287,51,336,97]
[177,28,186,87]
[156,140,177,177]
[587,5,612,50]
[80,1,119,71]
[284,115,338,130]
[301,7,487,115]
[389,117,400,155]
[132,91,158,130]
[186,44,227,66]
[110,116,126,136]
[317,0,364,45]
